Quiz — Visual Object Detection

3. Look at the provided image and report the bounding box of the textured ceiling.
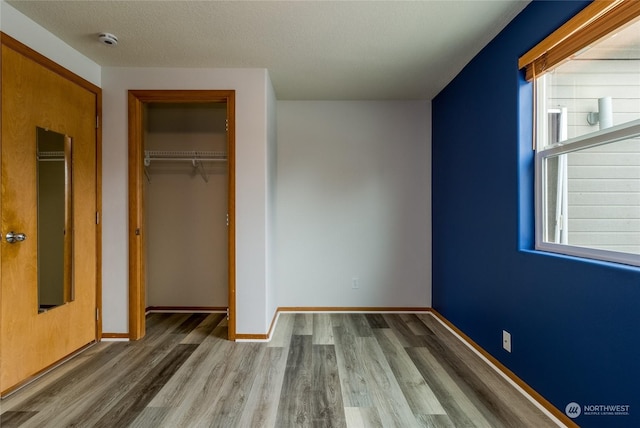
[7,0,530,100]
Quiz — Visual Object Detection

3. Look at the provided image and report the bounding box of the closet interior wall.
[143,103,228,309]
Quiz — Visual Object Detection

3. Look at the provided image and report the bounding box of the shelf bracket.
[192,159,209,183]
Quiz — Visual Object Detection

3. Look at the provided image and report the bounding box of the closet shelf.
[144,150,227,165]
[37,151,65,161]
[143,150,227,183]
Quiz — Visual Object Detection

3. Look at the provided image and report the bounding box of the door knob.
[5,231,26,243]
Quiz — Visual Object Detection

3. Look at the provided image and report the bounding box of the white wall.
[276,101,431,308]
[266,73,278,327]
[101,67,272,335]
[0,1,100,87]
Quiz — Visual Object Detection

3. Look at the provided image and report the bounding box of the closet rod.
[146,157,227,162]
[144,150,227,165]
[143,150,226,183]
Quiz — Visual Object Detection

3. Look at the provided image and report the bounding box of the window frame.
[521,0,640,267]
[519,1,640,81]
[534,116,640,267]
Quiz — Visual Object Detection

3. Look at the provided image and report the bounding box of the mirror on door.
[36,127,73,313]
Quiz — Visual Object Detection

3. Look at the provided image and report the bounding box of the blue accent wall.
[432,1,640,427]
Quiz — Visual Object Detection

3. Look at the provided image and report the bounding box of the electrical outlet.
[502,330,512,353]
[352,277,360,289]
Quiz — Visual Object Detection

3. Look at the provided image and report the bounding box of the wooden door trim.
[0,32,103,339]
[127,90,236,340]
[95,91,103,339]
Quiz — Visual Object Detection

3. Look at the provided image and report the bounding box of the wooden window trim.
[519,0,640,81]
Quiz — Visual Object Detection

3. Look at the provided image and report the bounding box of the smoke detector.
[98,33,118,47]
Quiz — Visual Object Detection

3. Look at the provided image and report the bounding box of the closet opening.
[128,90,236,341]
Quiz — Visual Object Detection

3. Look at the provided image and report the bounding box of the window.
[521,1,640,266]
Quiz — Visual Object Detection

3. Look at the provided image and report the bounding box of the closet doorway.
[128,90,235,340]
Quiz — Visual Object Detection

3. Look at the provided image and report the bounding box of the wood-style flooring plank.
[91,344,198,428]
[406,346,495,427]
[154,339,236,427]
[146,321,230,409]
[406,318,517,427]
[4,342,132,421]
[128,407,170,428]
[359,336,419,427]
[417,314,557,427]
[383,313,430,347]
[344,406,383,428]
[373,327,447,416]
[197,343,264,427]
[312,344,346,427]
[268,312,294,348]
[180,313,225,344]
[173,313,211,335]
[333,325,373,407]
[401,313,437,337]
[237,347,288,428]
[0,411,37,427]
[1,341,126,413]
[0,341,109,412]
[141,313,192,344]
[1,312,562,428]
[339,313,374,337]
[415,414,458,427]
[275,334,313,426]
[21,314,201,427]
[365,313,389,329]
[292,313,313,336]
[312,313,334,345]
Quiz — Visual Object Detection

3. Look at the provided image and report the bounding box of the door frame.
[127,90,236,340]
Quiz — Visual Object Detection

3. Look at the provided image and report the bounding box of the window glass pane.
[541,17,640,147]
[543,137,640,255]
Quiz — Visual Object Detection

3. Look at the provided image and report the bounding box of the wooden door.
[0,42,99,394]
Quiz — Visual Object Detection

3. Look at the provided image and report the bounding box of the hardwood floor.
[0,312,561,427]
